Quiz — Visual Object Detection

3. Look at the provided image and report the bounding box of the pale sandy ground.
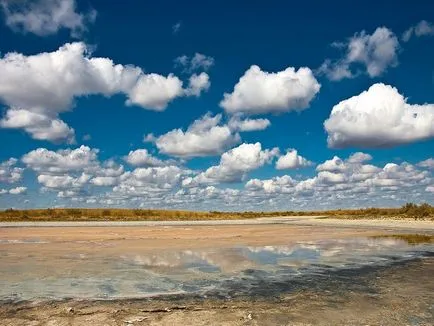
[0,217,433,325]
[1,215,434,230]
[275,215,434,230]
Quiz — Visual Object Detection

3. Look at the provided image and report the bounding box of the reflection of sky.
[244,246,320,265]
[0,238,432,302]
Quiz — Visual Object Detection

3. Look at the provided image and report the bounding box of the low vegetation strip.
[0,203,432,222]
[371,234,434,244]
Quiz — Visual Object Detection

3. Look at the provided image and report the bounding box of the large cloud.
[0,42,208,142]
[152,113,241,158]
[324,83,434,148]
[318,27,399,81]
[220,65,320,115]
[0,0,96,37]
[183,142,279,186]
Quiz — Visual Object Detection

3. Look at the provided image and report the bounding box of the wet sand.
[1,258,433,325]
[1,218,433,325]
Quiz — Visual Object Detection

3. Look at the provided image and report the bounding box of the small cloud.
[184,72,210,97]
[318,27,399,81]
[151,113,240,158]
[82,134,91,141]
[172,21,181,34]
[8,186,27,195]
[276,149,313,170]
[174,53,215,73]
[402,20,434,42]
[0,0,97,38]
[143,133,156,143]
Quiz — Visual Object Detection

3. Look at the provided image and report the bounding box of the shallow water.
[0,237,432,302]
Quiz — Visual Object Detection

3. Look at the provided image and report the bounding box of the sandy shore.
[1,218,432,253]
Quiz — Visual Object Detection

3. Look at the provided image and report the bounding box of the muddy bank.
[1,257,433,325]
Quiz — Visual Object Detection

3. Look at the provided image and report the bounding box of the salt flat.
[1,215,434,231]
[0,218,433,325]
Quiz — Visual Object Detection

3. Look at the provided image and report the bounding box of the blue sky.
[0,0,433,210]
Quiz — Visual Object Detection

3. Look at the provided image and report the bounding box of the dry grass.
[320,203,434,220]
[0,203,433,222]
[0,208,267,222]
[371,234,434,244]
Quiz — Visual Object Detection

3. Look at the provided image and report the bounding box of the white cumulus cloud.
[318,27,399,80]
[8,186,27,195]
[22,145,99,173]
[246,175,295,194]
[276,149,313,170]
[324,83,434,148]
[183,142,279,186]
[22,146,125,193]
[228,116,271,132]
[220,65,320,115]
[0,158,24,183]
[1,109,76,143]
[38,173,91,189]
[0,42,203,142]
[153,113,240,158]
[245,152,432,209]
[125,73,184,110]
[184,72,210,97]
[124,149,167,167]
[113,166,190,197]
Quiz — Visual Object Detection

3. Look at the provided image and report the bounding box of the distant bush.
[400,202,432,219]
[66,209,82,217]
[0,202,432,221]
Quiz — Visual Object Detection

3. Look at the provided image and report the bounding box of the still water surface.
[0,237,432,302]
